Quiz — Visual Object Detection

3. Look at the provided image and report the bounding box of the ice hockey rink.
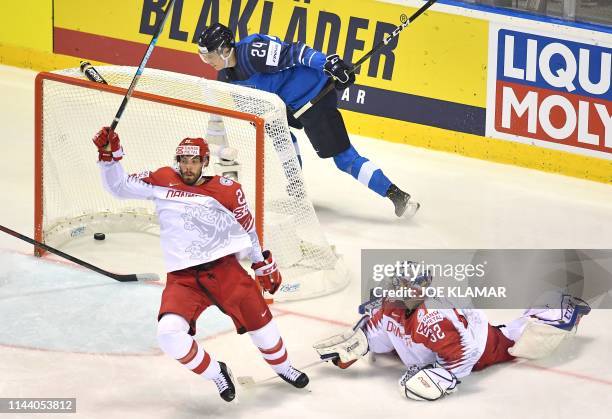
[1,63,612,419]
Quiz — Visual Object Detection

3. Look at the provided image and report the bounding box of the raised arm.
[93,127,156,200]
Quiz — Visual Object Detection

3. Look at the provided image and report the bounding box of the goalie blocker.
[312,316,458,401]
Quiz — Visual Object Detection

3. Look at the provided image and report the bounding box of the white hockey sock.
[157,314,221,379]
[248,320,291,374]
[176,339,221,379]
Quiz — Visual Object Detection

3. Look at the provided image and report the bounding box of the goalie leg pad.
[313,315,369,364]
[205,115,228,146]
[214,161,241,181]
[507,294,591,359]
[508,319,573,359]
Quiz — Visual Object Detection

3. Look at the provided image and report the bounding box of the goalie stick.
[293,0,438,118]
[0,224,159,282]
[237,359,323,389]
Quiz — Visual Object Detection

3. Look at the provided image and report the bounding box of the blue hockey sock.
[333,145,392,197]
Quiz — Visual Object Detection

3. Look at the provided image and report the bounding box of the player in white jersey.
[93,127,309,402]
[314,266,591,401]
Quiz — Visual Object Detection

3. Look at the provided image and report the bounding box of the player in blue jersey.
[197,23,420,218]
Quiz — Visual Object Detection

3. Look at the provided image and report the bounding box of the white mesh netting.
[36,66,349,301]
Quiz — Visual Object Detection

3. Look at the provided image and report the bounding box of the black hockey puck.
[93,233,106,241]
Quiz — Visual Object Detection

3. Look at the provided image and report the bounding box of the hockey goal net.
[34,66,349,301]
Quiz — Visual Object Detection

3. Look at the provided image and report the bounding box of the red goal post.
[33,66,349,302]
[34,71,265,251]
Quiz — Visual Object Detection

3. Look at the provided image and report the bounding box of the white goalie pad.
[508,319,574,359]
[213,161,241,181]
[209,144,238,161]
[508,294,591,359]
[205,115,228,145]
[313,316,369,363]
[206,116,240,180]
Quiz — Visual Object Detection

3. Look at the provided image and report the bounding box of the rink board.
[0,0,610,182]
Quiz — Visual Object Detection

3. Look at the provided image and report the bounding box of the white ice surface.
[1,64,612,419]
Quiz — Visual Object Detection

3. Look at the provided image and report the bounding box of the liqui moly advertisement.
[486,25,611,160]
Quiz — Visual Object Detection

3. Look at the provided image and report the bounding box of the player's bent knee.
[158,313,190,335]
[157,313,191,357]
[333,145,359,173]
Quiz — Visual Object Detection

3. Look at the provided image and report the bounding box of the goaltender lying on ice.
[314,264,591,402]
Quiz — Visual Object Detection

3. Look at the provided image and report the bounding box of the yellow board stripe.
[343,110,612,184]
[1,43,608,185]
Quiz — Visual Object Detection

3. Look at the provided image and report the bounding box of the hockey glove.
[313,315,369,368]
[323,54,356,90]
[93,127,124,162]
[252,250,282,294]
[399,364,459,401]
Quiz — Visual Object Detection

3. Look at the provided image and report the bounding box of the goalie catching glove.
[251,250,282,294]
[313,315,369,369]
[399,364,459,401]
[93,127,124,162]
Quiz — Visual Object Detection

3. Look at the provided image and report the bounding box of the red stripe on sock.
[260,338,284,355]
[266,350,288,365]
[192,352,212,375]
[178,340,198,365]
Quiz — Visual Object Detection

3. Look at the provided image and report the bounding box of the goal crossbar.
[34,71,265,253]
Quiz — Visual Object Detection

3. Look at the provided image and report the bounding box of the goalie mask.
[383,262,433,311]
[174,137,210,185]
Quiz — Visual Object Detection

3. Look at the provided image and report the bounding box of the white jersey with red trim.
[365,300,489,378]
[99,161,260,272]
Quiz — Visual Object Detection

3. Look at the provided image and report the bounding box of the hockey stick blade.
[0,224,160,283]
[236,376,257,387]
[237,359,324,389]
[134,273,161,281]
[113,272,161,282]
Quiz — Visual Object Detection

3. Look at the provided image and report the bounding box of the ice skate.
[212,362,236,402]
[278,365,309,389]
[386,184,420,218]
